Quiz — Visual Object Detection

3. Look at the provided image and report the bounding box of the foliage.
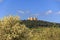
[0,16,33,40]
[21,20,60,28]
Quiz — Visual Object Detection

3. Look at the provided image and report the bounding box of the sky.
[0,0,60,23]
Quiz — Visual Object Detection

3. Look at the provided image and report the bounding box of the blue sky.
[0,0,60,23]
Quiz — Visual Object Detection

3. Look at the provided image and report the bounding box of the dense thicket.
[21,20,60,28]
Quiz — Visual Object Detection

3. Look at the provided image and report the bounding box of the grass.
[30,27,60,40]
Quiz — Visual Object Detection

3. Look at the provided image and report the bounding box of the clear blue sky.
[0,0,60,23]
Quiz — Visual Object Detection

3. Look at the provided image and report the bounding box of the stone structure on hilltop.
[27,17,37,20]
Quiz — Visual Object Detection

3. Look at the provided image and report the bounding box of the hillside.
[21,20,60,28]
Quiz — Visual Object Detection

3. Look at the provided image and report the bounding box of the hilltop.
[21,20,60,28]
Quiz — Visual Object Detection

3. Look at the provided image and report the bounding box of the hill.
[21,20,60,28]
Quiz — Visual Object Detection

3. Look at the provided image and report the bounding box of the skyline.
[0,0,60,23]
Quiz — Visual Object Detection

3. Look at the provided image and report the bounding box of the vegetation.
[21,20,60,28]
[0,16,60,40]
